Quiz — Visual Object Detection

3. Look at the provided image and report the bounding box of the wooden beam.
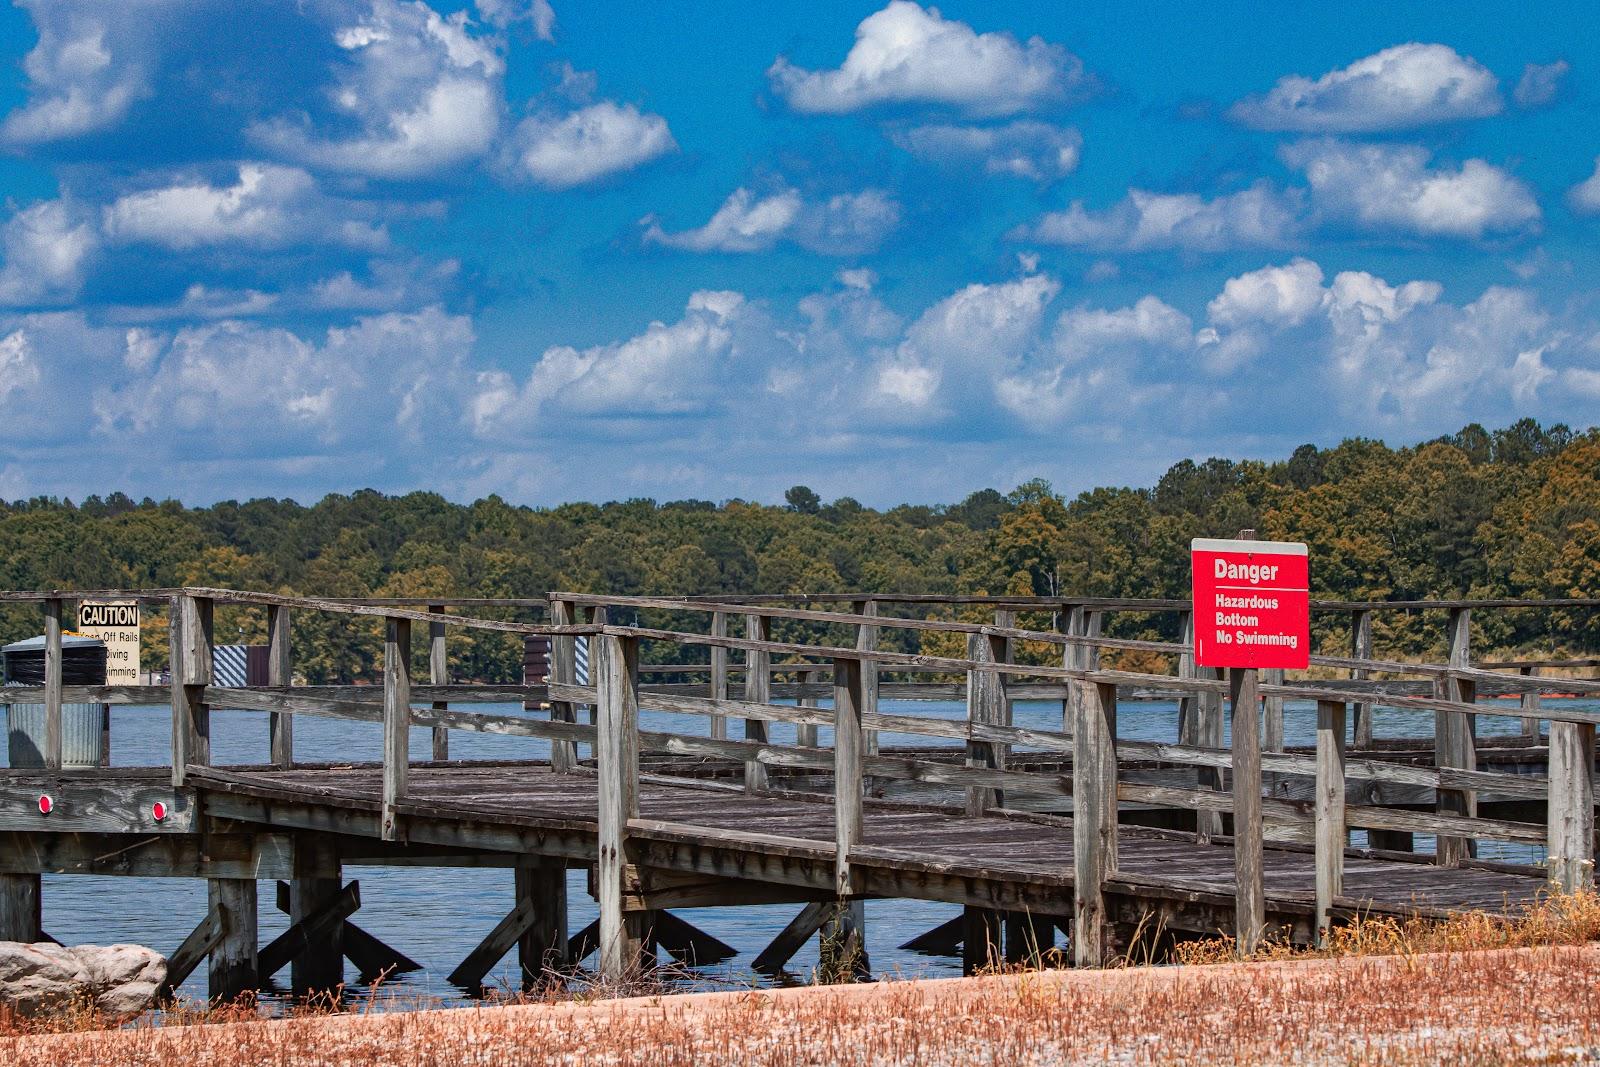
[169,594,213,788]
[516,858,567,986]
[381,615,411,842]
[898,914,963,956]
[709,612,729,742]
[268,604,293,769]
[828,655,867,979]
[447,894,540,988]
[1072,678,1117,967]
[1351,610,1374,748]
[1315,699,1346,946]
[1435,607,1477,867]
[43,598,62,770]
[962,906,1002,974]
[207,877,258,1003]
[159,904,225,1000]
[1519,665,1542,742]
[650,910,736,966]
[258,881,358,981]
[1548,718,1596,892]
[274,881,420,981]
[1231,666,1264,954]
[289,835,343,995]
[547,599,577,772]
[857,600,880,763]
[430,604,449,761]
[596,633,641,980]
[0,872,41,942]
[751,901,830,973]
[965,629,1007,815]
[1263,668,1285,753]
[743,614,771,792]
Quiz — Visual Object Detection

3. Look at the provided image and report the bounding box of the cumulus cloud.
[1569,158,1600,214]
[1514,60,1568,109]
[503,101,675,188]
[1206,258,1327,329]
[1283,140,1540,238]
[1229,43,1502,132]
[1016,183,1301,251]
[643,186,900,255]
[0,199,100,307]
[891,121,1081,181]
[474,0,554,39]
[768,1,1090,117]
[252,0,504,178]
[472,291,757,429]
[102,163,387,250]
[0,0,170,145]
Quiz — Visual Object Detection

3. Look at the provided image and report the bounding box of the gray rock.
[0,941,167,1017]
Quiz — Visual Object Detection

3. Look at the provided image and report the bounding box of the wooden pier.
[1,587,1596,1000]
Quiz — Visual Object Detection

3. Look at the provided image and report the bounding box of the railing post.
[854,600,880,763]
[1263,669,1285,753]
[1230,667,1264,954]
[170,594,213,787]
[268,604,293,769]
[1436,607,1477,867]
[1059,602,1080,734]
[824,655,866,978]
[1072,679,1117,967]
[547,599,576,772]
[709,611,729,741]
[1519,665,1541,741]
[381,616,411,842]
[1176,608,1195,743]
[795,665,820,748]
[42,598,62,770]
[1547,713,1596,892]
[1314,699,1346,946]
[743,614,770,792]
[596,632,641,980]
[964,627,1007,816]
[1351,610,1374,748]
[429,604,449,761]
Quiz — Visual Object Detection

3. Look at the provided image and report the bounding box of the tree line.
[0,419,1594,683]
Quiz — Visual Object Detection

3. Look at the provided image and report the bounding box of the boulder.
[0,941,167,1017]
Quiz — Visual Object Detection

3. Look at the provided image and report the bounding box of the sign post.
[1190,537,1309,955]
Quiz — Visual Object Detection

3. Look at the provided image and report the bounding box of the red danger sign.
[1191,538,1310,670]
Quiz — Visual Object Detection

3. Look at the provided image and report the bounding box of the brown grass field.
[6,893,1600,1065]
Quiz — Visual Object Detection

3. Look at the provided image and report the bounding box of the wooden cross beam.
[273,881,420,981]
[258,881,361,978]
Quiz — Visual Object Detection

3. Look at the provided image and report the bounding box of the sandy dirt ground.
[9,944,1600,1065]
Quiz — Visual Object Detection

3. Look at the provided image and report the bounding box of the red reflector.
[38,795,53,815]
[151,801,167,822]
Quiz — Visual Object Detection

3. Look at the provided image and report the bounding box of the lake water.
[7,692,1585,1005]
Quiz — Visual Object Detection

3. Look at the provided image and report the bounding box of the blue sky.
[0,0,1596,506]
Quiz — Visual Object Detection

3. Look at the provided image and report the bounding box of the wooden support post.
[381,616,411,843]
[1435,607,1477,867]
[1230,667,1264,955]
[268,604,292,769]
[825,656,867,979]
[1177,609,1196,745]
[548,599,576,772]
[429,605,449,761]
[273,882,419,981]
[1179,610,1223,841]
[43,598,62,770]
[1263,668,1285,753]
[855,600,880,761]
[742,614,770,792]
[965,629,1008,815]
[1351,611,1374,748]
[752,901,830,973]
[1072,679,1117,968]
[0,872,41,942]
[596,633,642,981]
[170,594,213,788]
[961,907,1002,974]
[206,878,258,1004]
[709,612,729,741]
[1004,912,1056,964]
[1314,700,1346,947]
[1519,665,1542,742]
[1548,717,1597,892]
[796,665,820,748]
[289,836,343,995]
[516,858,567,985]
[260,882,358,981]
[1059,603,1080,734]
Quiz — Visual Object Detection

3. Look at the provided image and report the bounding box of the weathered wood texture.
[207,877,258,1003]
[0,872,41,942]
[1072,680,1117,967]
[381,616,411,842]
[743,614,771,791]
[430,604,449,761]
[268,605,293,769]
[1435,607,1478,867]
[1231,667,1264,954]
[1315,699,1346,946]
[596,633,641,980]
[170,594,213,787]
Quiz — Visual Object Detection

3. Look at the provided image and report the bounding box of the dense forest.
[0,419,1595,683]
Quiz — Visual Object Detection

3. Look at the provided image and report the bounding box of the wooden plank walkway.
[183,762,1545,927]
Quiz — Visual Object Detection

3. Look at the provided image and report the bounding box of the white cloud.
[1514,60,1568,109]
[504,101,675,188]
[252,0,503,178]
[891,121,1081,181]
[768,1,1089,117]
[102,163,387,250]
[0,0,168,145]
[1283,141,1540,238]
[1229,43,1502,132]
[474,0,554,39]
[0,199,99,307]
[473,291,756,429]
[1053,296,1191,360]
[1206,258,1327,329]
[1569,158,1600,215]
[1017,183,1301,251]
[643,186,900,255]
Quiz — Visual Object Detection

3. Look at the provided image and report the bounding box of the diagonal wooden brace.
[259,881,361,979]
[274,881,420,980]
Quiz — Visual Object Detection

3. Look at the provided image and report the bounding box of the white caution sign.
[76,600,141,684]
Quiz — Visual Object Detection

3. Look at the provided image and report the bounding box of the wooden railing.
[1,587,1595,972]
